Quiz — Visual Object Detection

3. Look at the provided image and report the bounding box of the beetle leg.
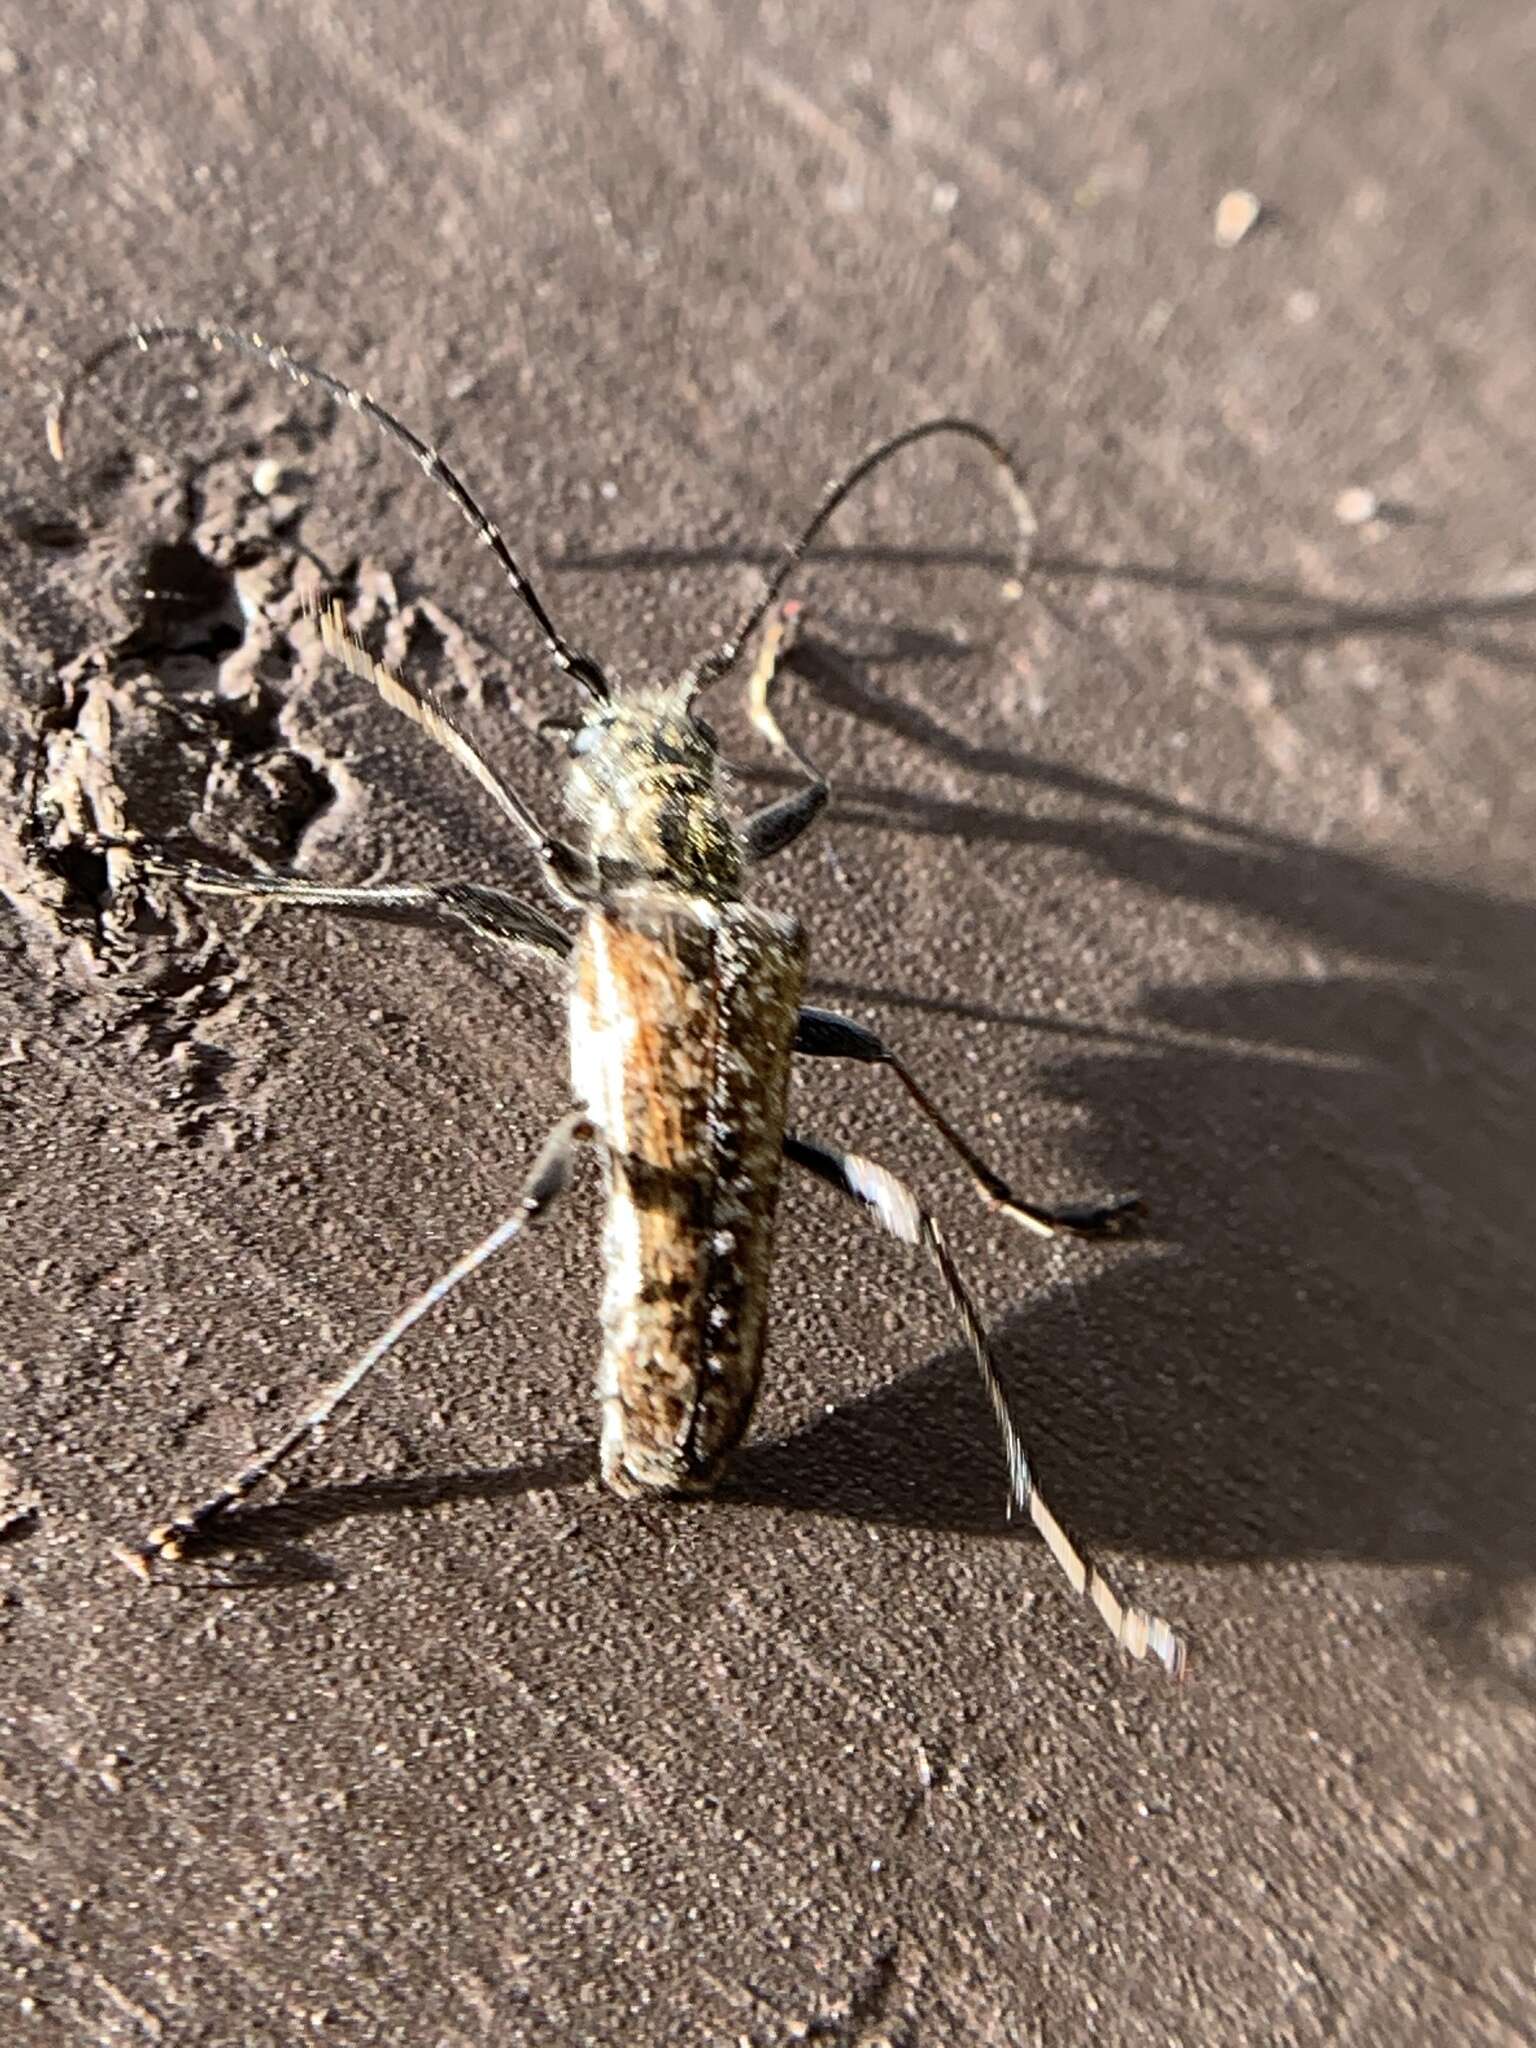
[741,601,831,861]
[791,1007,1143,1237]
[137,851,573,967]
[784,1129,1184,1679]
[122,1108,592,1576]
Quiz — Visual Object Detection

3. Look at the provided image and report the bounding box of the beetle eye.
[690,715,719,750]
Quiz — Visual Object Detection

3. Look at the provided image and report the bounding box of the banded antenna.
[686,415,1038,697]
[46,319,611,704]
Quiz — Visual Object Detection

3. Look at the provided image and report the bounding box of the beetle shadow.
[732,710,1531,1686]
[146,1450,594,1590]
[732,857,1533,1697]
[555,534,1536,682]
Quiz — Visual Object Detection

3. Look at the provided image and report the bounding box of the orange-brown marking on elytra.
[570,891,807,1497]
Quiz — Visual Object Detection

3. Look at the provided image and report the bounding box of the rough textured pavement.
[2,3,1533,2042]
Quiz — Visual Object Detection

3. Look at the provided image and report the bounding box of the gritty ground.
[2,3,1534,2043]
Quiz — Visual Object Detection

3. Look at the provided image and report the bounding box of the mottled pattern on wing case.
[570,894,807,1497]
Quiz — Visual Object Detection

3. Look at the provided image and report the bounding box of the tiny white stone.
[251,457,284,497]
[1214,189,1262,247]
[1334,486,1380,526]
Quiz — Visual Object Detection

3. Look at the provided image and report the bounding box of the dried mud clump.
[3,429,519,1135]
[0,451,366,1142]
[6,460,345,986]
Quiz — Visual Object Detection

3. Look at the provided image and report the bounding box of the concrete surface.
[2,2,1533,2042]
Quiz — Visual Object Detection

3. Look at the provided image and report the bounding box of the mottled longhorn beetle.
[47,322,1185,1678]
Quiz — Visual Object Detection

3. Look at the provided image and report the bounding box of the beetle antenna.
[687,416,1037,697]
[46,319,611,704]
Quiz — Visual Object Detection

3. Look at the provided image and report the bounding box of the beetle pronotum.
[47,322,1185,1677]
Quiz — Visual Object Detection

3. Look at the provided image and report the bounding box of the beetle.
[46,322,1185,1676]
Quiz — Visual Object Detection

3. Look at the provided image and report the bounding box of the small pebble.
[1334,486,1379,526]
[1214,189,1262,247]
[252,458,285,497]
